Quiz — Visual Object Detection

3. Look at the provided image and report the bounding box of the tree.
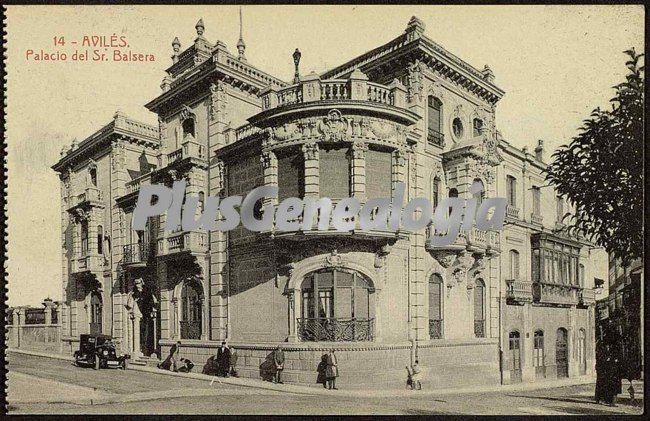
[546,49,644,267]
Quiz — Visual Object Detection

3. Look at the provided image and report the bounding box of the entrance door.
[578,329,587,375]
[509,331,522,382]
[89,293,102,335]
[556,328,569,378]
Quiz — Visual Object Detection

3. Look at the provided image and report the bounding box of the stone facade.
[52,16,605,389]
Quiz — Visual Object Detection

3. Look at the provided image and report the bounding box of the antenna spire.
[237,6,247,62]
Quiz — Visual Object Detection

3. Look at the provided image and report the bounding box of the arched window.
[473,178,485,208]
[506,176,517,207]
[473,118,484,137]
[556,196,564,223]
[182,118,196,139]
[448,188,459,215]
[509,250,520,280]
[474,279,485,338]
[97,225,103,255]
[533,330,545,377]
[80,220,89,255]
[556,328,569,378]
[90,292,102,335]
[89,167,97,187]
[180,281,203,339]
[579,264,585,287]
[299,268,374,342]
[578,328,587,375]
[427,96,443,147]
[429,274,443,339]
[432,176,441,209]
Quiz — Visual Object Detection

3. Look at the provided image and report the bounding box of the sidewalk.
[7,348,599,399]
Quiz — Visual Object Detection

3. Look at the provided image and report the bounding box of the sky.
[6,5,643,306]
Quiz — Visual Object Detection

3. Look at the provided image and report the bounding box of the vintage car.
[73,334,130,370]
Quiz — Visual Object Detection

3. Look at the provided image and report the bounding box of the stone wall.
[160,339,499,390]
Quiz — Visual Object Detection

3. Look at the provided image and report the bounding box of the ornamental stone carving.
[209,81,228,122]
[407,59,424,102]
[368,120,397,140]
[468,158,495,185]
[260,151,275,169]
[432,250,457,268]
[301,142,319,160]
[179,105,195,122]
[393,148,407,168]
[215,160,225,191]
[325,249,344,268]
[318,109,351,142]
[273,122,300,141]
[351,141,368,159]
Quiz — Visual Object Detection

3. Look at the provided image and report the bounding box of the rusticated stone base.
[159,338,500,390]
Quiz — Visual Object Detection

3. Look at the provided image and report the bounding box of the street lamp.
[293,48,302,84]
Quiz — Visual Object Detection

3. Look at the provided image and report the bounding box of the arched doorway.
[180,281,203,340]
[556,328,569,378]
[509,330,522,382]
[428,274,443,339]
[89,292,102,335]
[298,268,375,342]
[474,279,485,338]
[578,328,587,375]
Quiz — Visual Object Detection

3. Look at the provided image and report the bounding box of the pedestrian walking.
[273,345,285,384]
[325,349,339,390]
[158,340,181,372]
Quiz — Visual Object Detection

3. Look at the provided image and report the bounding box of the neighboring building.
[596,256,643,379]
[52,16,606,388]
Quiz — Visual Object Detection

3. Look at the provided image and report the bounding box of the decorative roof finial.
[195,18,205,37]
[293,48,302,84]
[237,6,247,62]
[482,64,495,83]
[172,37,181,63]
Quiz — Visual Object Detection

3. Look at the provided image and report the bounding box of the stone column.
[43,298,55,325]
[261,151,278,208]
[209,160,228,341]
[351,141,368,203]
[287,289,299,343]
[302,142,319,199]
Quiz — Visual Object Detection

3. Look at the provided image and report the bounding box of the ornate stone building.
[53,16,603,388]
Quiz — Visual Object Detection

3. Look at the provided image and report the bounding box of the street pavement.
[6,351,644,415]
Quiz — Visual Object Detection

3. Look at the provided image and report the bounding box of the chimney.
[534,139,545,161]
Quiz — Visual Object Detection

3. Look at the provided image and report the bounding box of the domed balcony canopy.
[248,70,419,130]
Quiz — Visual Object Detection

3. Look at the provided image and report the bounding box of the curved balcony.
[297,317,374,342]
[247,70,419,143]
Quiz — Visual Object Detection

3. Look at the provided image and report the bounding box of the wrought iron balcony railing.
[429,319,443,339]
[427,129,445,147]
[297,317,374,342]
[122,243,151,266]
[180,320,201,340]
[474,320,486,338]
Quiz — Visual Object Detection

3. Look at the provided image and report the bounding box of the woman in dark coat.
[316,354,328,388]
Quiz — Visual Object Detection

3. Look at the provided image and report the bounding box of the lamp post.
[293,48,301,84]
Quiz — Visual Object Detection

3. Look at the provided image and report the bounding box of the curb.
[7,348,599,399]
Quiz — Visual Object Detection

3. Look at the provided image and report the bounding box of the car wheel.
[94,356,101,370]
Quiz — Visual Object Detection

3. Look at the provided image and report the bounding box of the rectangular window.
[429,282,441,320]
[427,97,443,146]
[473,118,483,137]
[319,147,350,199]
[277,150,304,201]
[506,176,517,207]
[97,225,103,255]
[532,186,541,215]
[365,149,392,200]
[80,221,89,254]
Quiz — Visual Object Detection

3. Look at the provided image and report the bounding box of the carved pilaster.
[260,150,278,207]
[302,142,319,198]
[351,141,368,202]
